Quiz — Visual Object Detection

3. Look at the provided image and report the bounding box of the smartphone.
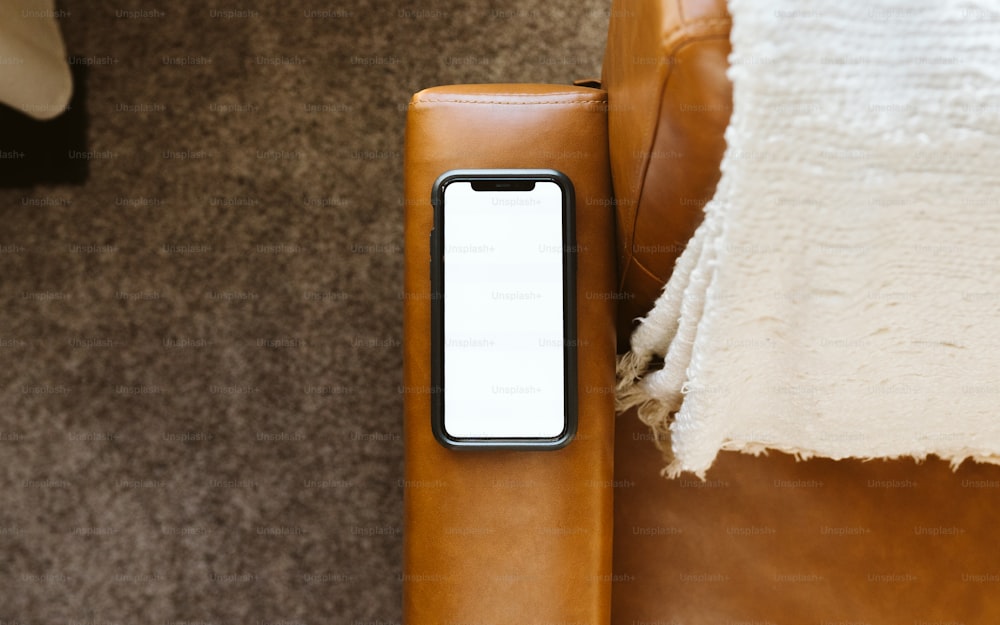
[430,169,577,449]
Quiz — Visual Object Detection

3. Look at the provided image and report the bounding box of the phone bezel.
[429,169,578,450]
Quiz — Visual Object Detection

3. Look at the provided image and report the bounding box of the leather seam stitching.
[663,17,731,50]
[413,99,607,106]
[419,92,601,98]
[420,91,601,97]
[632,256,666,283]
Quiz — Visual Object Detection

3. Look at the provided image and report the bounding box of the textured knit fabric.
[617,0,1000,478]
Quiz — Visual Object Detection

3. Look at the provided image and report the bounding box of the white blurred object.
[0,0,72,120]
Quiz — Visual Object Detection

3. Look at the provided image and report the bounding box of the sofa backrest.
[602,0,732,347]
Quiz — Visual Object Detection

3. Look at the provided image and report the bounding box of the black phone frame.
[429,169,578,450]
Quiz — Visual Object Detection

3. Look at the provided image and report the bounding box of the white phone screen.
[442,180,567,439]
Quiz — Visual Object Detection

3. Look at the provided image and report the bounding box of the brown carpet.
[0,0,607,621]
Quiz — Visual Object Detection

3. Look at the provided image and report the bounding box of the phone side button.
[429,229,435,262]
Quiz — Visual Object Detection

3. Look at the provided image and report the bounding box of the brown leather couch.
[403,1,1000,623]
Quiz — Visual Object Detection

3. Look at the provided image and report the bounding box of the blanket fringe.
[615,369,681,476]
[617,341,688,476]
[614,351,647,403]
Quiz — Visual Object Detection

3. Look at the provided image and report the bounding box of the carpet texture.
[0,1,607,621]
[617,0,1000,478]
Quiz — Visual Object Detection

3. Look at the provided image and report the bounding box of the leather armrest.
[402,84,616,625]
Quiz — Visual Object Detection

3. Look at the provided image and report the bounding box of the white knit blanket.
[617,0,1000,478]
